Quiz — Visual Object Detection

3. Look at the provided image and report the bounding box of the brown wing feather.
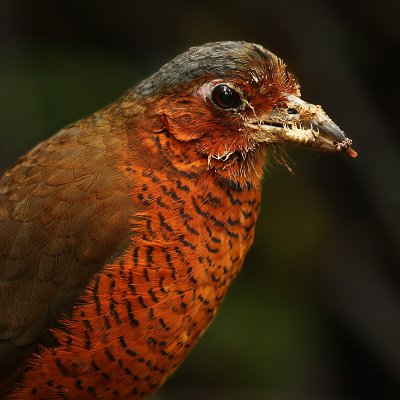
[0,116,134,384]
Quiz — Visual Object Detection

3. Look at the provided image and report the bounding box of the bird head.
[129,41,356,188]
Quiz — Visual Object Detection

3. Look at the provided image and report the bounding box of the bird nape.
[0,41,356,399]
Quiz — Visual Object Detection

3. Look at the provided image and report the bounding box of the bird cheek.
[160,112,204,142]
[157,97,209,142]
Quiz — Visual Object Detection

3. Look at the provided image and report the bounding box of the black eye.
[211,84,242,110]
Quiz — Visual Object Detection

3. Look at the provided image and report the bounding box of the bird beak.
[247,94,357,158]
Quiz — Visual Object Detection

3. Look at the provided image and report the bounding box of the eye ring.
[211,84,242,110]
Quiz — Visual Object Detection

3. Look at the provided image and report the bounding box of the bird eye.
[211,84,242,110]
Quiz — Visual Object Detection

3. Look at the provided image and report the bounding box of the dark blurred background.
[0,1,399,399]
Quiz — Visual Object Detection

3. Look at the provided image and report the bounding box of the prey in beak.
[247,94,358,158]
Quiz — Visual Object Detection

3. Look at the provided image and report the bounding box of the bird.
[0,41,356,399]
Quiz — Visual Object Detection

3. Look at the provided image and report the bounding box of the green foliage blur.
[0,1,399,399]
